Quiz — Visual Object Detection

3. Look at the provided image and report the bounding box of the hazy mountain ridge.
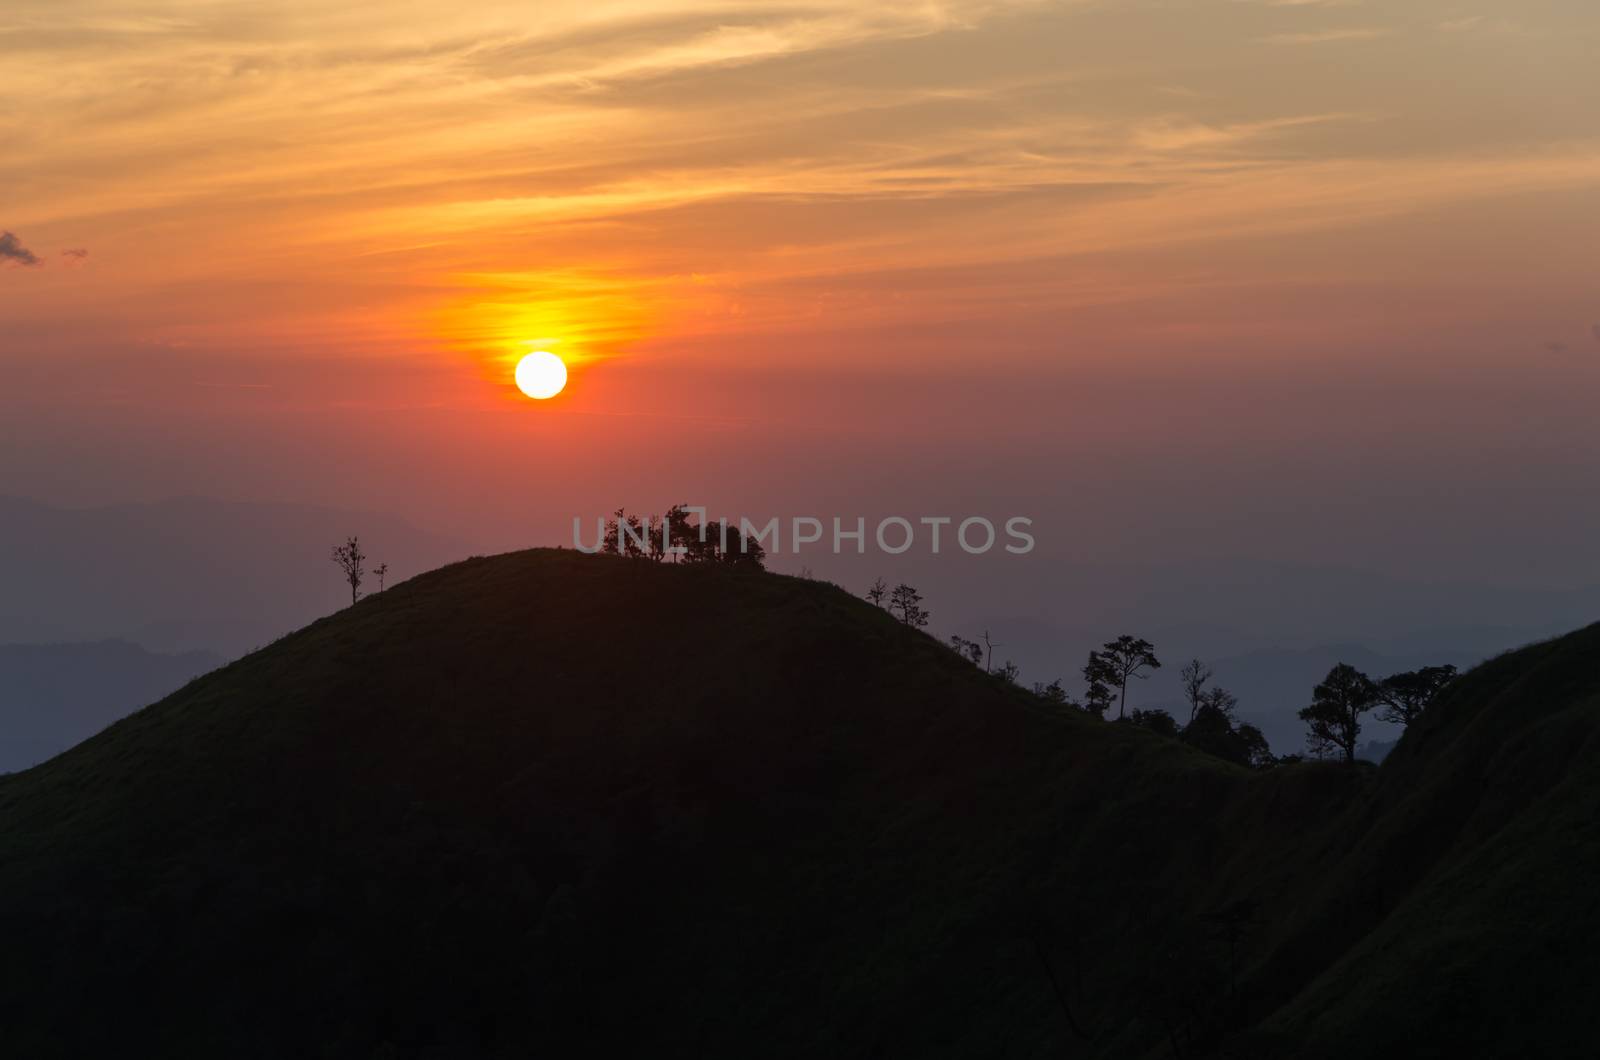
[0,495,467,655]
[0,640,223,773]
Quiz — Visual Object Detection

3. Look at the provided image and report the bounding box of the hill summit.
[1,550,1596,1058]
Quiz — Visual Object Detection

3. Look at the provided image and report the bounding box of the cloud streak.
[1258,27,1392,45]
[0,232,41,267]
[2,0,1597,374]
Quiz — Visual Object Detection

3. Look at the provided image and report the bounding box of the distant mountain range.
[0,640,222,773]
[0,496,467,771]
[0,495,466,656]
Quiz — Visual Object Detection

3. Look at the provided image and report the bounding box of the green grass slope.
[0,550,1593,1058]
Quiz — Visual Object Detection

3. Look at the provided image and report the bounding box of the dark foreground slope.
[0,551,1594,1058]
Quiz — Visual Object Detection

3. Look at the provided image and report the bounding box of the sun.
[514,350,567,400]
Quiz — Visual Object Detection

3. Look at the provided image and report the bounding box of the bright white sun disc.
[515,351,567,399]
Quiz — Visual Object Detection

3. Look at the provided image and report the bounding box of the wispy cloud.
[1134,113,1359,152]
[2,0,1596,367]
[0,231,41,267]
[1259,27,1391,45]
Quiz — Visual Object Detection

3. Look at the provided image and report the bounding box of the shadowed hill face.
[1237,623,1600,1058]
[0,551,1594,1058]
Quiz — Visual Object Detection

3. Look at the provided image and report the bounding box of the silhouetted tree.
[1237,723,1274,769]
[1128,708,1179,738]
[718,522,766,569]
[646,515,667,562]
[1181,681,1273,768]
[621,513,648,558]
[995,660,1020,685]
[608,506,766,569]
[1098,635,1162,721]
[330,536,366,606]
[1200,685,1238,720]
[1184,698,1242,763]
[664,504,695,561]
[602,509,624,555]
[888,583,928,627]
[1180,658,1214,726]
[1033,678,1070,705]
[982,630,1000,674]
[1377,664,1458,727]
[372,563,389,592]
[866,577,888,607]
[950,635,985,666]
[1299,663,1381,763]
[1082,651,1115,718]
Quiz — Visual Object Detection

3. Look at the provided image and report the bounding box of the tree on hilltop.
[1180,659,1214,726]
[1300,663,1381,764]
[888,583,929,627]
[1097,635,1162,721]
[1377,665,1458,727]
[950,635,985,667]
[1082,651,1115,718]
[330,536,366,606]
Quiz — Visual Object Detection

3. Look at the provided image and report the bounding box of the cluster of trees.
[599,506,766,569]
[1298,662,1457,763]
[861,578,1458,769]
[866,578,930,627]
[330,537,389,605]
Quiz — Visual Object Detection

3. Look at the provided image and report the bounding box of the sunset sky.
[5,0,1600,597]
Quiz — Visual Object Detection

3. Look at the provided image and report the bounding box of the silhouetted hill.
[0,640,223,773]
[0,551,1593,1057]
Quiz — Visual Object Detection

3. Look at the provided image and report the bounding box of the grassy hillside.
[0,550,1593,1058]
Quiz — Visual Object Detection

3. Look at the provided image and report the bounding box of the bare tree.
[1180,659,1213,726]
[330,536,366,606]
[866,577,888,607]
[372,563,389,592]
[982,630,1000,674]
[1200,685,1238,720]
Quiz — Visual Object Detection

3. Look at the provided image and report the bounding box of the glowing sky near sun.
[3,0,1600,588]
